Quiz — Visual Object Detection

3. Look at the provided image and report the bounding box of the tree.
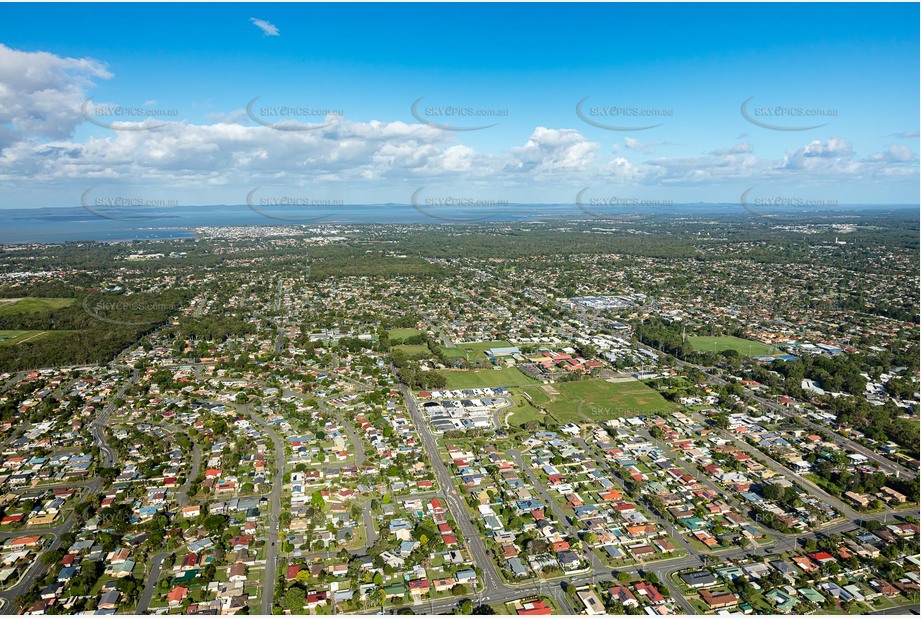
[459,600,474,615]
[283,587,306,611]
[203,514,227,534]
[295,569,312,584]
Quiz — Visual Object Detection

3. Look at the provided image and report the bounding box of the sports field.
[442,339,515,360]
[687,335,779,357]
[439,367,537,389]
[0,297,74,316]
[520,378,675,423]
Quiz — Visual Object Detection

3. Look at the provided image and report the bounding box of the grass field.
[520,378,675,423]
[387,327,422,343]
[0,330,77,347]
[505,392,546,427]
[442,339,515,360]
[687,335,780,357]
[439,367,537,389]
[0,297,74,316]
[393,344,430,357]
[0,330,50,346]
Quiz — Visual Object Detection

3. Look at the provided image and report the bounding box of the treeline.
[769,353,866,397]
[299,246,450,279]
[634,319,691,358]
[390,339,447,390]
[810,458,920,503]
[167,314,256,343]
[0,289,191,371]
[825,396,920,454]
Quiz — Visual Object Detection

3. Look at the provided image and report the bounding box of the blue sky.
[0,2,918,208]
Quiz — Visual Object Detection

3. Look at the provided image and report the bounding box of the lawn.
[387,327,422,343]
[439,367,537,389]
[687,335,780,357]
[393,344,430,358]
[0,297,74,316]
[520,379,675,422]
[505,392,546,427]
[0,330,51,346]
[442,339,515,360]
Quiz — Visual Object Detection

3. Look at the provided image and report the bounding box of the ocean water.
[0,203,911,244]
[0,203,574,244]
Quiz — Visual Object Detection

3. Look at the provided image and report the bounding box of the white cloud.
[507,127,598,175]
[250,18,280,36]
[0,43,915,203]
[0,43,110,146]
[779,137,858,173]
[867,143,915,163]
[710,142,752,156]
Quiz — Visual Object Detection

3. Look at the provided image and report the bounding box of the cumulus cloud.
[867,144,915,163]
[250,18,280,36]
[0,42,916,202]
[780,137,857,172]
[507,127,598,175]
[0,43,110,146]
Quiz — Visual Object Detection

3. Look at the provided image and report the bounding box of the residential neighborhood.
[0,217,917,616]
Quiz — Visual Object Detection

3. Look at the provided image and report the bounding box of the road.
[492,397,514,430]
[273,279,285,355]
[0,528,68,606]
[633,428,770,538]
[244,408,286,614]
[569,434,702,560]
[135,552,168,614]
[0,366,135,610]
[178,440,203,508]
[91,368,138,467]
[871,603,921,615]
[635,341,916,480]
[396,382,579,612]
[506,448,605,572]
